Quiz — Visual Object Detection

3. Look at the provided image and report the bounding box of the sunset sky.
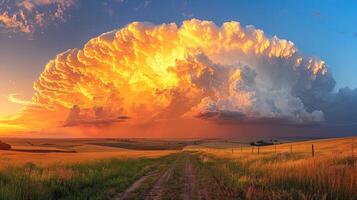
[1,0,357,138]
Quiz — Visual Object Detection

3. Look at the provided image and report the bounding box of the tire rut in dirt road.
[145,166,174,200]
[183,159,196,200]
[186,154,212,200]
[112,174,153,200]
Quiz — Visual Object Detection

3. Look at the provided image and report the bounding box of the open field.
[187,137,357,199]
[0,137,356,199]
[0,138,186,166]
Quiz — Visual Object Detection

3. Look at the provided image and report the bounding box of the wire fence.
[222,138,356,164]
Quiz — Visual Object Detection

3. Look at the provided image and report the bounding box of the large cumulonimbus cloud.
[9,19,357,131]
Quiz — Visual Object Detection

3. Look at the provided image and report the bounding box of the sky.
[0,0,357,138]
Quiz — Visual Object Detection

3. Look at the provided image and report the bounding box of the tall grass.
[195,149,357,199]
[0,157,165,200]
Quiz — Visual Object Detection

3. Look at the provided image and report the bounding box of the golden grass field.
[0,136,355,199]
[0,138,181,167]
[187,136,357,199]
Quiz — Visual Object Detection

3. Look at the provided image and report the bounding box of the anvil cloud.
[3,19,356,137]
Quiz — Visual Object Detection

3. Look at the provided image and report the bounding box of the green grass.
[0,150,355,200]
[0,155,175,200]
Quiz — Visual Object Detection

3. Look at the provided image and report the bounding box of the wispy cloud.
[133,0,150,11]
[102,0,127,17]
[0,11,31,33]
[7,93,36,106]
[0,0,77,35]
[182,12,194,18]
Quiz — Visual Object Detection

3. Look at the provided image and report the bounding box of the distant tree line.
[0,140,11,150]
[250,139,280,146]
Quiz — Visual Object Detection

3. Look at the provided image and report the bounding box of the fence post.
[232,148,233,154]
[312,144,315,157]
[290,144,292,153]
[352,138,354,168]
[252,147,254,153]
[241,144,243,152]
[353,138,356,189]
[258,146,260,154]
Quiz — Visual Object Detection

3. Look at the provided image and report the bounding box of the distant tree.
[250,140,274,146]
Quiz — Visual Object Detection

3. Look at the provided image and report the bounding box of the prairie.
[0,137,355,199]
[188,137,357,199]
[0,138,183,167]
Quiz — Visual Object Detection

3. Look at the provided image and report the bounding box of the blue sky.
[1,0,357,115]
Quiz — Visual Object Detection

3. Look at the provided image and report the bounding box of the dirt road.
[183,159,196,200]
[113,174,153,200]
[145,166,174,200]
[112,152,214,200]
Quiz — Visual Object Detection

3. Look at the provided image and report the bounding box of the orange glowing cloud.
[1,19,335,136]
